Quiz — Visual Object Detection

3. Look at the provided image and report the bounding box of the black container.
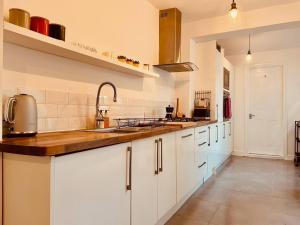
[49,23,65,41]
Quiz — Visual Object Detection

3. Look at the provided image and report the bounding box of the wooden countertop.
[0,120,217,156]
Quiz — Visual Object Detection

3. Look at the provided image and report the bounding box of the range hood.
[154,8,198,73]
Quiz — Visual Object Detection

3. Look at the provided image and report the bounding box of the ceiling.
[217,27,300,56]
[148,0,300,22]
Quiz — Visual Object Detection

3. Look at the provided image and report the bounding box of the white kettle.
[4,94,37,137]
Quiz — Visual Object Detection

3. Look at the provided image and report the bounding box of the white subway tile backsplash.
[46,90,69,105]
[56,118,69,131]
[69,93,88,105]
[8,86,173,133]
[17,87,46,104]
[45,118,58,131]
[69,117,87,130]
[37,104,58,118]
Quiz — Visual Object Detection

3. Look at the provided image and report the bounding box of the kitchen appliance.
[153,8,198,73]
[30,16,49,35]
[165,105,174,120]
[9,8,31,29]
[193,91,211,120]
[49,23,66,41]
[193,108,211,120]
[4,94,38,137]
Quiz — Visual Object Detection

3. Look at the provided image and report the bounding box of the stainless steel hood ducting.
[154,8,198,73]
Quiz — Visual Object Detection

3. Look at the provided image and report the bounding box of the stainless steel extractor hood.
[153,8,198,73]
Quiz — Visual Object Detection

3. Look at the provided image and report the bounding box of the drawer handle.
[155,139,159,175]
[198,130,207,134]
[198,142,207,147]
[198,162,207,168]
[126,146,132,191]
[182,134,193,139]
[159,138,163,172]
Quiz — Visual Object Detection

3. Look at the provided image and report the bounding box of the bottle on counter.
[104,110,110,128]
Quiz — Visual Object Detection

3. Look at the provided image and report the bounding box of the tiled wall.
[3,87,173,132]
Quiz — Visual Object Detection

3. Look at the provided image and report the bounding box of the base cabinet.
[131,133,176,225]
[176,128,196,201]
[5,123,233,225]
[52,143,131,225]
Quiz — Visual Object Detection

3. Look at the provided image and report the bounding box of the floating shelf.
[3,22,160,78]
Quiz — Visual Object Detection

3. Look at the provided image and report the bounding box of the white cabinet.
[176,128,196,201]
[194,126,209,185]
[131,136,158,225]
[52,143,131,225]
[131,133,176,225]
[157,133,177,219]
[206,124,218,179]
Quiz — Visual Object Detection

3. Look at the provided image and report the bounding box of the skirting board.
[232,150,294,161]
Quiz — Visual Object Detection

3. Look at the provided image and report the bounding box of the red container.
[30,16,49,35]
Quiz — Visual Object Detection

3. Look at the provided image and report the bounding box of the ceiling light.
[229,0,238,18]
[246,35,253,62]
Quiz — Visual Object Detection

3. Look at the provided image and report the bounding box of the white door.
[52,143,131,225]
[176,128,196,201]
[247,66,283,156]
[132,137,158,225]
[157,133,176,219]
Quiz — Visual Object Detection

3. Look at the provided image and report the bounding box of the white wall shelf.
[3,22,159,78]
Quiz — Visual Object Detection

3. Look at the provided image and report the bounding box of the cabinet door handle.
[126,146,132,191]
[216,104,219,121]
[182,134,193,139]
[216,125,219,143]
[229,122,232,136]
[198,162,207,168]
[198,142,207,147]
[208,127,211,146]
[223,123,226,139]
[155,139,159,175]
[199,130,207,134]
[159,138,163,172]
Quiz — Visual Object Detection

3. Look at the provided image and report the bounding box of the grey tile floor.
[166,156,300,225]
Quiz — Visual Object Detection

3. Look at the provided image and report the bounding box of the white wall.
[3,0,176,132]
[228,48,300,158]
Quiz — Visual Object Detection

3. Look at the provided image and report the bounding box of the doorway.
[247,65,284,157]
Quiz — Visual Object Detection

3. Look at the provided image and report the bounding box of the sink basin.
[85,126,155,134]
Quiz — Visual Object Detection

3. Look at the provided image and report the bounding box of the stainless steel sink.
[85,126,155,134]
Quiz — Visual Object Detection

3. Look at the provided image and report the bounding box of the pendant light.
[246,35,253,61]
[229,0,238,18]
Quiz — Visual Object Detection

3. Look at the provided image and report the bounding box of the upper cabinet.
[3,22,160,79]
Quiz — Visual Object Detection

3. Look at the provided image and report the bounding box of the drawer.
[195,148,207,164]
[195,139,208,150]
[195,127,208,140]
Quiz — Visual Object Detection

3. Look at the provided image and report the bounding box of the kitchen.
[0,1,300,225]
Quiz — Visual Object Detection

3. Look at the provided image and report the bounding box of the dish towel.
[224,97,232,119]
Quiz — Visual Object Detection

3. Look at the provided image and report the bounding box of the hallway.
[167,156,300,225]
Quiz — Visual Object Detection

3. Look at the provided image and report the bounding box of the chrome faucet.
[95,82,117,128]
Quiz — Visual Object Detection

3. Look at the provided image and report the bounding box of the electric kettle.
[4,94,38,137]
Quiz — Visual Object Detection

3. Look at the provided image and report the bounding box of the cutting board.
[165,122,197,128]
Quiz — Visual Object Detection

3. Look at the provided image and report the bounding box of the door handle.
[223,123,226,139]
[229,122,232,136]
[126,146,132,191]
[159,138,163,172]
[216,125,219,143]
[155,139,159,175]
[208,127,211,146]
[249,114,256,119]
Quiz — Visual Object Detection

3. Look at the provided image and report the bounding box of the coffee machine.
[165,105,174,120]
